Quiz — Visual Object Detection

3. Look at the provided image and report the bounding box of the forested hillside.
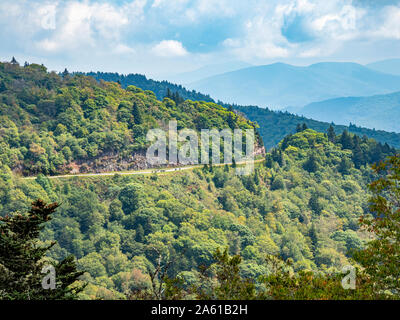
[236,105,400,150]
[0,62,256,176]
[83,71,214,102]
[0,128,395,299]
[86,69,400,150]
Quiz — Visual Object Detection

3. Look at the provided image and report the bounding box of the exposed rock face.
[32,142,265,175]
[65,150,150,174]
[254,145,266,157]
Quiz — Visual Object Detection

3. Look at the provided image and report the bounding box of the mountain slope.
[295,91,400,133]
[235,104,400,149]
[83,71,214,102]
[2,129,395,299]
[167,61,252,84]
[188,62,400,109]
[0,62,257,176]
[86,69,400,150]
[366,59,400,76]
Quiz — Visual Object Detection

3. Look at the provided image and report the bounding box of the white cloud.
[150,0,238,25]
[223,2,292,60]
[36,1,143,53]
[0,0,146,57]
[220,0,378,62]
[373,5,400,39]
[310,4,362,41]
[1,0,400,75]
[298,47,322,58]
[113,44,136,55]
[152,40,188,57]
[222,38,241,48]
[185,0,236,21]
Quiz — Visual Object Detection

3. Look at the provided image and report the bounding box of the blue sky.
[1,0,400,79]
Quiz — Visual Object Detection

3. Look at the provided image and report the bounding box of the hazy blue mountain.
[296,91,400,132]
[366,59,400,76]
[167,61,252,84]
[187,62,400,109]
[85,68,400,148]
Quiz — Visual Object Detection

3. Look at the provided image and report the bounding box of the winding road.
[23,159,265,180]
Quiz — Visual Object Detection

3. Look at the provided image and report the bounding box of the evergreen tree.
[265,153,274,169]
[302,123,308,131]
[327,125,336,143]
[0,200,85,300]
[132,102,143,124]
[62,68,69,78]
[383,143,392,154]
[308,193,323,215]
[170,92,184,105]
[135,224,145,242]
[352,143,365,169]
[119,183,143,214]
[296,124,302,133]
[227,113,235,130]
[339,130,353,150]
[280,135,292,150]
[0,81,6,93]
[166,88,172,99]
[10,56,18,65]
[253,169,260,186]
[369,143,383,164]
[303,152,319,173]
[272,149,284,167]
[338,157,352,175]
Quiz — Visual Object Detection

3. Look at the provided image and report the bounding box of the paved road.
[23,159,264,180]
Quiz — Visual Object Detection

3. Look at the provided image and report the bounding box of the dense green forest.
[0,62,255,176]
[85,69,400,150]
[235,104,400,150]
[1,60,399,300]
[0,126,395,299]
[82,71,214,102]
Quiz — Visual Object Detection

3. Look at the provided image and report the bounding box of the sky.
[1,0,400,79]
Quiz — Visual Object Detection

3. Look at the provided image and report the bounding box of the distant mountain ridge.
[187,62,400,109]
[85,67,400,149]
[167,61,252,84]
[366,59,400,76]
[82,71,214,102]
[294,91,400,133]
